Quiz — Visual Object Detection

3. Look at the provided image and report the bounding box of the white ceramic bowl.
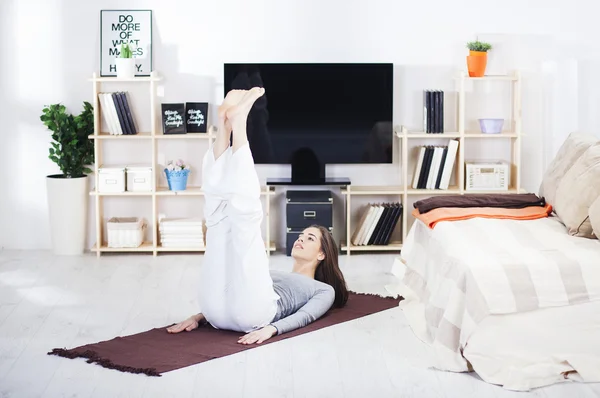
[478,118,504,134]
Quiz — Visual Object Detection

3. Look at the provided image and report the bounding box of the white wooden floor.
[1,250,599,398]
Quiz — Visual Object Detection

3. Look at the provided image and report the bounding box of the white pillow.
[539,132,599,207]
[554,145,600,238]
[589,197,600,239]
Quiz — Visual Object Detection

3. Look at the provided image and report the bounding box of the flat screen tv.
[224,63,393,184]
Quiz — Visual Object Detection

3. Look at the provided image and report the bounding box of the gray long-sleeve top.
[269,270,335,335]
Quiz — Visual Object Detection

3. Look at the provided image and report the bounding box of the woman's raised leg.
[196,112,234,329]
[199,88,279,333]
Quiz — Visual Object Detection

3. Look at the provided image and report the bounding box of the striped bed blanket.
[390,216,600,371]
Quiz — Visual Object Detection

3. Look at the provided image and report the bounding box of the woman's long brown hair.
[311,225,349,308]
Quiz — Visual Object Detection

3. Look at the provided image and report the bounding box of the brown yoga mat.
[48,292,401,376]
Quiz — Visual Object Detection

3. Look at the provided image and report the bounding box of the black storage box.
[286,190,333,256]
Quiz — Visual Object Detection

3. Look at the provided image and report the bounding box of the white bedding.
[464,299,600,391]
[387,216,600,391]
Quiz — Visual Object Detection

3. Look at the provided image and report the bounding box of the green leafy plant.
[466,41,492,52]
[120,43,133,58]
[40,102,95,178]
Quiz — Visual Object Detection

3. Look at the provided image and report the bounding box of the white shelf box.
[98,166,126,193]
[107,217,146,248]
[126,165,153,192]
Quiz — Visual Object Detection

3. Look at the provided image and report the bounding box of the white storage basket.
[107,217,146,248]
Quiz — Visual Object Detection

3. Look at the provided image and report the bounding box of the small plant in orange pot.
[466,41,492,77]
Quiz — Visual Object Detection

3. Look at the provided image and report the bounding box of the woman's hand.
[237,325,277,345]
[166,314,203,334]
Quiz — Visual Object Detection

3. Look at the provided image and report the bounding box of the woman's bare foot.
[218,89,248,119]
[218,87,265,153]
[225,87,265,125]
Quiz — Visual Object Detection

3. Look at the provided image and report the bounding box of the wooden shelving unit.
[89,70,523,257]
[89,71,276,257]
[341,70,523,255]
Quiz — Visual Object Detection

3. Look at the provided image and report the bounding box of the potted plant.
[164,159,191,191]
[116,43,135,79]
[40,102,94,255]
[466,40,492,77]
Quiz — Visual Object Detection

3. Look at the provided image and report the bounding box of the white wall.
[578,58,600,137]
[1,0,598,250]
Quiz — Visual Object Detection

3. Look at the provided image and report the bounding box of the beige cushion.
[554,145,600,237]
[539,132,599,207]
[589,197,600,239]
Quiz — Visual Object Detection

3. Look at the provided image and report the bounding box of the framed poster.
[185,102,209,133]
[100,10,152,77]
[162,104,186,135]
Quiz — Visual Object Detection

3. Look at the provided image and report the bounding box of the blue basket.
[164,168,190,191]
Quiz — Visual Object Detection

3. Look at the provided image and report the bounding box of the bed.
[386,215,600,391]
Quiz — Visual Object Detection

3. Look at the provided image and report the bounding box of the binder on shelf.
[122,92,139,134]
[112,92,130,135]
[98,91,139,135]
[351,202,403,246]
[412,139,459,190]
[381,204,402,245]
[435,147,448,189]
[412,146,426,189]
[423,89,445,134]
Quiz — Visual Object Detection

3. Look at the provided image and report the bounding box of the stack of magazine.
[159,217,204,248]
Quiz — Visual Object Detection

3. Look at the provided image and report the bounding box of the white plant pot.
[115,58,135,79]
[46,175,88,255]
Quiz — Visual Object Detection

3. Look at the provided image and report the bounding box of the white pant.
[198,143,280,333]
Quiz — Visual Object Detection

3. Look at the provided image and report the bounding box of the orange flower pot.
[467,51,487,77]
[469,50,487,57]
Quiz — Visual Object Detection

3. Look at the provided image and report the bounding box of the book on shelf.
[423,90,444,134]
[99,91,139,135]
[412,139,459,190]
[350,202,403,246]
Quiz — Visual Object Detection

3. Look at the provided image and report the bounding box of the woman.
[167,87,349,345]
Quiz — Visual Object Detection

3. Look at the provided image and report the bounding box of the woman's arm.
[270,285,335,335]
[237,286,335,345]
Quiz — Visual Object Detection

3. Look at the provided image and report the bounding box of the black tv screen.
[223,63,393,165]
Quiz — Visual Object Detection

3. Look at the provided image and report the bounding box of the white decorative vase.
[115,58,135,79]
[46,175,88,255]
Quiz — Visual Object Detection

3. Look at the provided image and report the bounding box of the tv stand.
[267,177,351,186]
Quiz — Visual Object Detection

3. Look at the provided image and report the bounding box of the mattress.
[387,216,600,391]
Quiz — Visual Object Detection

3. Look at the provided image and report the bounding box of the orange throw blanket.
[413,203,553,229]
